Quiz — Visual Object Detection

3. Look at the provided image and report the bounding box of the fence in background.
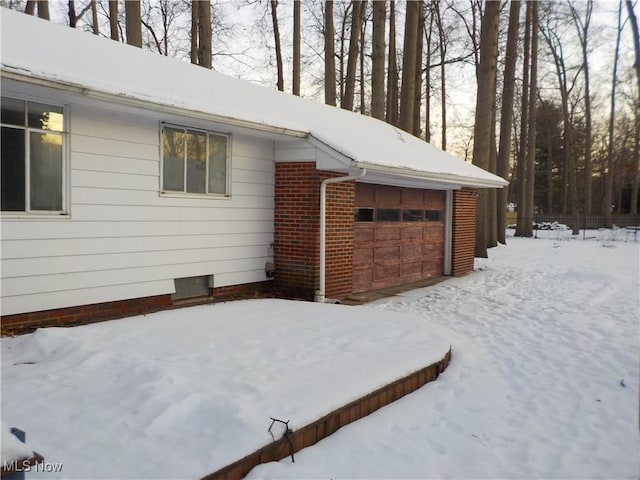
[506,214,640,242]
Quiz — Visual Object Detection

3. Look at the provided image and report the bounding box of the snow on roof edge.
[1,8,508,188]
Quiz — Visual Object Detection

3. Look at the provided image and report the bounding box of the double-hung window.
[161,125,229,196]
[1,97,66,213]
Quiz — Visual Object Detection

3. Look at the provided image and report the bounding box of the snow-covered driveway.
[251,237,639,479]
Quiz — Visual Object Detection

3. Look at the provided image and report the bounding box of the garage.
[353,183,446,293]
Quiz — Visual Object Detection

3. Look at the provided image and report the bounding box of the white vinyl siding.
[0,101,275,316]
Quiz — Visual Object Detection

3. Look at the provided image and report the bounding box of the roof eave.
[1,67,310,139]
[353,161,509,189]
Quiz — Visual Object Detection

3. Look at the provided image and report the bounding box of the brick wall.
[1,281,272,335]
[274,162,355,300]
[451,189,477,275]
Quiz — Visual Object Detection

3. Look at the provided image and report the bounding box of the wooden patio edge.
[201,347,452,480]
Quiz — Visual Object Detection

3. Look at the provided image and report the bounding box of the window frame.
[159,122,231,199]
[0,95,69,217]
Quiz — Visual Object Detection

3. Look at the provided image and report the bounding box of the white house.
[0,9,506,332]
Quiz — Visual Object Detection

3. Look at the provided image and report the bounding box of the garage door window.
[402,209,423,222]
[377,208,400,221]
[354,208,374,222]
[425,210,443,221]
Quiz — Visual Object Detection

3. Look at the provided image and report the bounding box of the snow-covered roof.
[1,8,507,189]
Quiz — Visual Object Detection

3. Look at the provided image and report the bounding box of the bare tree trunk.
[271,0,284,90]
[547,128,554,213]
[68,1,77,27]
[324,1,337,105]
[605,0,623,226]
[515,1,531,237]
[523,1,538,237]
[190,2,198,64]
[472,0,500,258]
[25,1,36,15]
[342,0,363,110]
[37,0,50,20]
[435,0,447,150]
[91,0,99,35]
[424,10,434,142]
[386,0,398,125]
[198,1,212,69]
[371,0,386,119]
[496,0,520,244]
[125,0,142,47]
[399,0,421,133]
[412,1,425,137]
[293,0,301,96]
[488,88,498,248]
[109,0,119,41]
[359,2,367,113]
[569,1,593,215]
[627,0,640,214]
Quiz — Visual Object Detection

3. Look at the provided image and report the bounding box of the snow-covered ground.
[0,299,450,479]
[251,236,640,479]
[2,236,638,479]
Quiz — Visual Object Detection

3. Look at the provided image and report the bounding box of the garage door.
[353,184,445,293]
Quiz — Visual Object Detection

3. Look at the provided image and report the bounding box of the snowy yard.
[2,235,639,479]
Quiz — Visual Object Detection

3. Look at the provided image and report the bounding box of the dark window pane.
[377,208,400,221]
[354,208,374,222]
[1,98,25,126]
[403,209,423,221]
[162,127,185,191]
[208,134,227,194]
[28,102,63,132]
[1,127,26,211]
[425,210,443,222]
[30,131,63,210]
[186,131,206,194]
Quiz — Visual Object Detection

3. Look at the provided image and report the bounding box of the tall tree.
[197,1,212,69]
[37,0,49,20]
[523,1,539,237]
[496,0,520,244]
[342,0,364,110]
[399,0,421,134]
[412,2,425,138]
[125,0,142,47]
[293,0,301,96]
[627,0,640,214]
[605,0,623,226]
[270,0,284,90]
[386,0,399,125]
[109,0,119,41]
[371,0,386,119]
[324,1,337,105]
[91,0,98,35]
[434,0,447,150]
[190,1,198,63]
[472,0,500,257]
[569,1,594,215]
[515,1,531,237]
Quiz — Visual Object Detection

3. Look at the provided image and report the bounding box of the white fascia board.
[1,69,309,140]
[306,134,354,168]
[353,161,509,189]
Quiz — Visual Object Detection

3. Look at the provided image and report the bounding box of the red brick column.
[274,162,355,300]
[451,189,477,275]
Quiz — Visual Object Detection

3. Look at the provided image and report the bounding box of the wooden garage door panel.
[402,226,423,240]
[375,264,400,281]
[353,267,373,290]
[354,226,375,243]
[402,244,423,261]
[354,248,374,266]
[402,261,422,276]
[374,246,401,265]
[375,226,401,241]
